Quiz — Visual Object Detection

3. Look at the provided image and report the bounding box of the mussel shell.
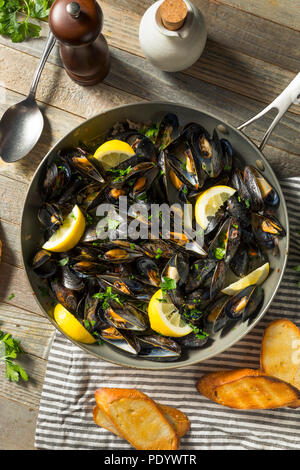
[162,252,189,287]
[38,203,63,230]
[226,194,250,228]
[178,333,210,349]
[104,303,148,331]
[100,327,141,355]
[43,160,72,200]
[203,296,232,334]
[246,166,279,208]
[136,257,161,287]
[243,285,264,323]
[229,243,249,278]
[102,248,142,264]
[32,250,57,279]
[97,275,155,300]
[155,113,179,151]
[243,166,264,212]
[185,258,216,294]
[210,260,226,300]
[191,129,224,178]
[138,334,181,361]
[60,266,85,291]
[224,286,254,320]
[51,279,77,313]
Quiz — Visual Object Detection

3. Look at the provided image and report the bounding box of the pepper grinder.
[139,0,207,72]
[49,0,110,86]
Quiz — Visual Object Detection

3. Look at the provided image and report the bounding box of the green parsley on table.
[0,330,28,382]
[0,0,54,43]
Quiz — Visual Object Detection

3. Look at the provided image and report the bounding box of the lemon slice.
[94,139,135,170]
[195,185,236,230]
[42,204,86,253]
[54,303,96,344]
[221,262,270,295]
[148,289,193,337]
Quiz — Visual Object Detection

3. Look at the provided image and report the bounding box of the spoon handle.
[29,31,56,98]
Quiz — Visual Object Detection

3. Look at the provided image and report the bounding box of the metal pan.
[21,73,300,369]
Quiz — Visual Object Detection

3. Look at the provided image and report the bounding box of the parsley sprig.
[93,287,124,310]
[0,0,54,43]
[0,330,28,382]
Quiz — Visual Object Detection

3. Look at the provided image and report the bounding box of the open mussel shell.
[251,213,285,250]
[71,260,106,277]
[51,279,77,314]
[100,327,141,355]
[103,301,148,331]
[245,166,279,208]
[136,257,161,287]
[155,113,179,151]
[190,128,224,179]
[102,248,142,264]
[69,147,105,184]
[162,252,189,287]
[97,275,155,301]
[32,249,57,279]
[139,240,174,259]
[203,296,232,334]
[209,217,241,264]
[243,166,264,212]
[38,203,63,232]
[220,138,233,173]
[138,334,181,361]
[77,183,106,211]
[130,166,160,199]
[224,284,264,322]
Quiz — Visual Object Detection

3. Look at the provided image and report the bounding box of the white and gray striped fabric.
[35,178,300,450]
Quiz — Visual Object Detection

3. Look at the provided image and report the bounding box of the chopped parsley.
[58,257,69,266]
[160,276,177,295]
[93,287,124,310]
[8,293,15,301]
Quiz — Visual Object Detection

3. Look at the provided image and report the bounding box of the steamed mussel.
[32,113,286,362]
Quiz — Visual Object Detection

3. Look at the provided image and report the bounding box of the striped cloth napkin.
[35,178,300,450]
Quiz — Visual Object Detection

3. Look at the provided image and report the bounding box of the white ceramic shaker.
[139,0,207,72]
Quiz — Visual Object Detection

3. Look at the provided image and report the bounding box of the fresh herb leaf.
[0,330,28,382]
[93,287,124,310]
[8,293,15,300]
[214,247,226,260]
[160,276,177,294]
[0,0,54,43]
[58,257,69,266]
[294,265,300,272]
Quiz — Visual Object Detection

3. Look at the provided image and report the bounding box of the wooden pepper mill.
[49,0,110,86]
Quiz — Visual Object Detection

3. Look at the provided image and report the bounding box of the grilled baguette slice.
[197,368,300,409]
[95,388,179,450]
[93,403,190,438]
[261,319,300,390]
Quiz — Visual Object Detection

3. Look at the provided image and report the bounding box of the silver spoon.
[0,32,56,163]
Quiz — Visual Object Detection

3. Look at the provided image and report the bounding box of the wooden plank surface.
[0,0,299,450]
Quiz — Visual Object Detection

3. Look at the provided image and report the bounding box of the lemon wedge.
[94,139,135,170]
[195,185,236,230]
[42,204,86,253]
[221,262,270,295]
[148,289,193,337]
[54,303,96,344]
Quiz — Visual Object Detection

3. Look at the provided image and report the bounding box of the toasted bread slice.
[197,368,300,409]
[159,404,190,437]
[261,319,300,390]
[95,388,179,450]
[93,403,190,438]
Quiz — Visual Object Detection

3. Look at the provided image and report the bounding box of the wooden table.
[0,0,299,450]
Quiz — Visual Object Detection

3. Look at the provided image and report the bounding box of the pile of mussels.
[33,114,286,361]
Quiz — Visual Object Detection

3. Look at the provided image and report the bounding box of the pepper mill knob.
[66,2,81,19]
[49,0,110,86]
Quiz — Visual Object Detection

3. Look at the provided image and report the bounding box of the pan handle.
[237,72,300,150]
